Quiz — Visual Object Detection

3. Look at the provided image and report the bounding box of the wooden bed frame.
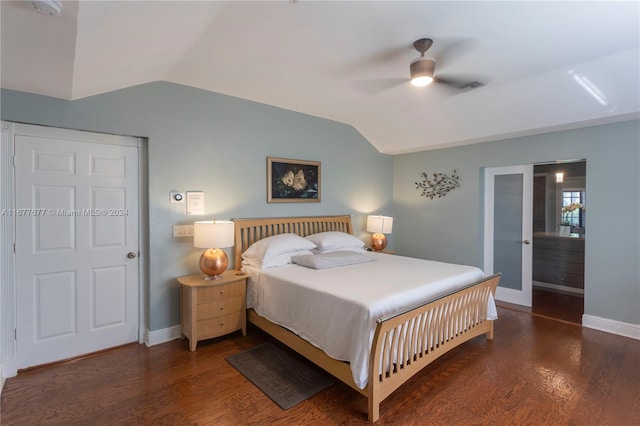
[233,215,500,422]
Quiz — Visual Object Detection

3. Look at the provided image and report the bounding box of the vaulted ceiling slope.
[1,1,639,154]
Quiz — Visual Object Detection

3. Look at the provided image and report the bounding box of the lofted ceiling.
[1,0,639,154]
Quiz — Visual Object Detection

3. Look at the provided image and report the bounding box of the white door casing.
[14,126,140,368]
[484,165,533,307]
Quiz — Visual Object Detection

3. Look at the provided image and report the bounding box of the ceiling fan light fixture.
[410,58,435,87]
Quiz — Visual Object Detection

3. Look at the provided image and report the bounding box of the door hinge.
[13,242,16,253]
[14,328,17,340]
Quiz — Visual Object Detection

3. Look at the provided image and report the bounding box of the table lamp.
[366,215,393,252]
[193,220,235,280]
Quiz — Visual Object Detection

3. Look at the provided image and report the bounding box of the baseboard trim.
[146,325,182,347]
[1,356,18,384]
[582,315,640,340]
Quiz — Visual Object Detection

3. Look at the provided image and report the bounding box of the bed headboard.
[232,215,353,267]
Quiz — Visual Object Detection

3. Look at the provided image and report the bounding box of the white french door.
[14,125,140,368]
[484,165,533,307]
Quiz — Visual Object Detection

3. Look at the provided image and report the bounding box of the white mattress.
[243,252,496,389]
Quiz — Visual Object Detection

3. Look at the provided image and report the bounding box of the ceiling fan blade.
[352,78,407,95]
[431,38,477,71]
[434,75,487,92]
[339,44,414,75]
[360,44,414,67]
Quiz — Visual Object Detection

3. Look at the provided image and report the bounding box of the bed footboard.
[366,273,500,422]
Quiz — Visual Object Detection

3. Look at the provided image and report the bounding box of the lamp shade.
[193,220,234,249]
[366,215,393,234]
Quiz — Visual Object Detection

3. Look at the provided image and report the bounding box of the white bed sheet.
[242,252,496,389]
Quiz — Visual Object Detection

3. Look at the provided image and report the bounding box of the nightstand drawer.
[196,312,243,339]
[197,296,243,320]
[197,281,244,303]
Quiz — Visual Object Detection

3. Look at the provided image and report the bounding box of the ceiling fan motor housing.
[410,58,436,83]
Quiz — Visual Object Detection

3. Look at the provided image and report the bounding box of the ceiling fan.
[352,37,484,95]
[409,38,484,91]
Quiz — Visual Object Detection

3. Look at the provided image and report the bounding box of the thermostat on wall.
[170,192,185,203]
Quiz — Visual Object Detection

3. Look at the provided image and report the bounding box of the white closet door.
[15,128,139,368]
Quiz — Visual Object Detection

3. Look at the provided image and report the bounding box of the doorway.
[485,161,585,324]
[531,161,586,324]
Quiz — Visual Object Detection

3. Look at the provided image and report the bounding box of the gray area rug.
[225,342,334,410]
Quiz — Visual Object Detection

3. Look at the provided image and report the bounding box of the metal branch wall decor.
[415,170,461,199]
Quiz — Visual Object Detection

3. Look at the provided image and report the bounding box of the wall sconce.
[556,172,564,183]
[193,220,235,280]
[366,215,393,252]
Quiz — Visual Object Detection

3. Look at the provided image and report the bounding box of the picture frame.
[267,157,321,203]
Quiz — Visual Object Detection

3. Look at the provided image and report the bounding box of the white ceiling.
[1,1,639,154]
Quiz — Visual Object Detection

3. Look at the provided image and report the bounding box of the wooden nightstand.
[178,270,247,351]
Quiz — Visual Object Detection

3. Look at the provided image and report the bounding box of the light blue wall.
[3,83,638,329]
[1,83,393,331]
[393,120,640,325]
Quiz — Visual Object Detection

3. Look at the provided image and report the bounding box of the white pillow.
[312,247,367,254]
[242,233,316,264]
[305,231,364,251]
[243,250,315,269]
[292,250,375,269]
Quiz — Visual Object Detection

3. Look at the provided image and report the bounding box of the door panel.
[15,131,139,368]
[92,187,127,247]
[34,185,76,251]
[484,165,533,306]
[92,265,127,328]
[35,271,76,339]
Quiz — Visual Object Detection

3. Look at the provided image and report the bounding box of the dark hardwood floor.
[498,287,584,325]
[2,307,638,425]
[532,287,584,324]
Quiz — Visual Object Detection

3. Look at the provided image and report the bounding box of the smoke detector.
[26,0,62,16]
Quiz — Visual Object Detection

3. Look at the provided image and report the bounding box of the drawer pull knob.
[220,322,225,326]
[219,290,225,294]
[219,307,224,311]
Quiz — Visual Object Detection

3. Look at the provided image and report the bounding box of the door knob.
[127,252,137,259]
[522,240,530,245]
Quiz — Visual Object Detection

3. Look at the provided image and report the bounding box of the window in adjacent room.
[562,190,585,227]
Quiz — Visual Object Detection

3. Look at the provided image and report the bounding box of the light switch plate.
[173,225,193,237]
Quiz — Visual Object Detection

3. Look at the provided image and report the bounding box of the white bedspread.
[243,252,495,389]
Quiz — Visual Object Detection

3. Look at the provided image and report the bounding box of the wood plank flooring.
[1,307,638,425]
[499,287,584,325]
[532,287,584,324]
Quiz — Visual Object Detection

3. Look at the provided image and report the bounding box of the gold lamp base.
[370,233,387,252]
[199,248,229,280]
